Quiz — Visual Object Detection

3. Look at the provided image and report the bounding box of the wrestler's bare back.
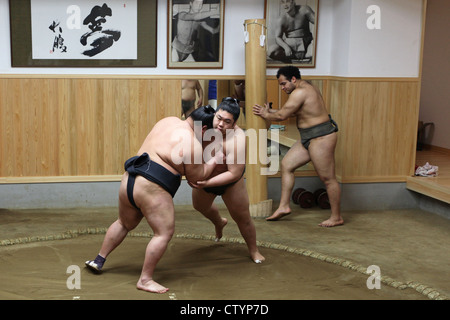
[137,117,196,177]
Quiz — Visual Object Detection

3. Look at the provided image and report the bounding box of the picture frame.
[264,0,319,68]
[9,0,157,67]
[168,0,224,69]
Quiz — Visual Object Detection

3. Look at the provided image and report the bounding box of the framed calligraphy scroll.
[9,0,157,67]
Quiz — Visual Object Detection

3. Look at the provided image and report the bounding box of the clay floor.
[0,204,449,301]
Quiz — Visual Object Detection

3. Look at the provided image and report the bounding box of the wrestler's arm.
[274,17,292,55]
[183,135,222,183]
[196,164,244,188]
[184,154,219,183]
[195,131,246,188]
[253,90,304,122]
[182,7,220,21]
[304,5,316,24]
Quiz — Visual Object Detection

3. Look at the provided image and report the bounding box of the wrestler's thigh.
[192,187,216,212]
[222,179,250,220]
[282,140,311,171]
[139,186,175,234]
[117,175,143,230]
[308,133,337,179]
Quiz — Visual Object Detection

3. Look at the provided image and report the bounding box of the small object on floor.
[415,162,438,177]
[269,124,285,131]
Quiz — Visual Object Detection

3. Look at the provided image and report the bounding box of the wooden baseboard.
[339,176,408,183]
[0,175,122,184]
[422,145,450,156]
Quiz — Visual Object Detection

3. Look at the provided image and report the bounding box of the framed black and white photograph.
[264,0,319,68]
[168,0,224,69]
[10,0,157,67]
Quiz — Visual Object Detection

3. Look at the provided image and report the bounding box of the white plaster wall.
[0,0,423,77]
[347,0,423,77]
[329,0,352,76]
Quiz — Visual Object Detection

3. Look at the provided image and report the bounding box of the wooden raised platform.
[407,148,450,204]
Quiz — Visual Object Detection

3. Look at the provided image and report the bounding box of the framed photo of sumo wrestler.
[9,0,157,67]
[264,0,319,68]
[168,0,224,69]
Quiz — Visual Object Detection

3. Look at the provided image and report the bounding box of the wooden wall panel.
[329,79,419,182]
[0,76,420,183]
[0,78,181,181]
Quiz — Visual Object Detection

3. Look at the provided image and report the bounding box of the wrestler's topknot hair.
[217,97,240,122]
[189,105,216,129]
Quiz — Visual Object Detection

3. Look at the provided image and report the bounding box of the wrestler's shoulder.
[296,81,316,92]
[299,4,314,13]
[158,116,184,125]
[153,117,189,133]
[291,85,309,97]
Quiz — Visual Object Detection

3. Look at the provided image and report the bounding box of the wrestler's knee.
[151,219,175,239]
[280,158,296,173]
[118,218,139,232]
[229,205,251,222]
[235,215,252,226]
[160,227,175,240]
[319,175,339,189]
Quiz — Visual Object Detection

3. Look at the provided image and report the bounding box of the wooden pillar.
[244,19,273,218]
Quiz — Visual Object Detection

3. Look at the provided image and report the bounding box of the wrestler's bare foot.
[137,278,169,294]
[251,251,265,264]
[266,207,291,221]
[319,217,344,227]
[214,217,228,241]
